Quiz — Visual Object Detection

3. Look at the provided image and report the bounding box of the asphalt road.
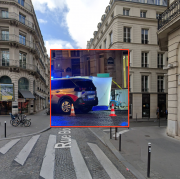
[51,110,128,127]
[0,128,136,179]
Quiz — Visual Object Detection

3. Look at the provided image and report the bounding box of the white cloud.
[38,19,47,24]
[32,0,110,48]
[45,40,74,56]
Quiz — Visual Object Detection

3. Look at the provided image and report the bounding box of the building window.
[109,32,113,46]
[19,14,25,24]
[18,0,24,6]
[158,53,163,68]
[158,76,164,92]
[1,50,9,67]
[1,10,8,18]
[104,39,106,49]
[18,77,29,90]
[1,30,9,41]
[140,11,146,18]
[155,0,160,5]
[19,52,26,69]
[141,29,148,44]
[99,45,101,49]
[123,9,129,16]
[156,13,161,19]
[19,34,26,45]
[124,27,131,43]
[141,52,148,67]
[0,76,12,84]
[142,76,148,92]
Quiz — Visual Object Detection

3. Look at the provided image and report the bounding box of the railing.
[158,64,164,68]
[37,68,46,83]
[0,34,35,49]
[158,88,164,92]
[0,59,37,71]
[142,39,149,44]
[142,64,149,67]
[0,0,33,12]
[0,12,34,30]
[39,58,46,69]
[158,0,180,30]
[142,88,149,92]
[115,0,167,6]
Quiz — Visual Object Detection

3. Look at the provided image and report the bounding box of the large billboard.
[0,83,14,101]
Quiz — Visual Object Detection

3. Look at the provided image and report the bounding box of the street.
[0,128,136,179]
[51,110,128,127]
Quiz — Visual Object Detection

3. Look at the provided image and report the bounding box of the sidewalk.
[90,120,180,179]
[0,109,50,140]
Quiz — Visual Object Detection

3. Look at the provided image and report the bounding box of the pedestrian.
[164,108,168,120]
[154,107,159,122]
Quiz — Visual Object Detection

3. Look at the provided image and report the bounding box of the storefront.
[0,101,12,115]
[142,94,150,118]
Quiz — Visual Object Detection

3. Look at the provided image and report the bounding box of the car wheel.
[59,99,72,114]
[80,106,92,113]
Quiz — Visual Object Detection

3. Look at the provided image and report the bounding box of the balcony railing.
[0,0,33,12]
[158,0,180,30]
[124,38,131,43]
[158,64,164,68]
[0,12,34,30]
[0,59,37,71]
[39,58,46,69]
[142,88,149,92]
[141,39,149,44]
[142,64,149,67]
[116,0,167,6]
[0,34,35,49]
[158,88,164,92]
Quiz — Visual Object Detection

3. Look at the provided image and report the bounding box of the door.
[142,94,150,118]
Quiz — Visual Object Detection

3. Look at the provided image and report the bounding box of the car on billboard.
[51,77,98,114]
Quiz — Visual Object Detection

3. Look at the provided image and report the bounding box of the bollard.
[115,127,117,140]
[147,142,151,178]
[119,134,121,151]
[110,127,112,139]
[136,113,137,122]
[4,121,6,138]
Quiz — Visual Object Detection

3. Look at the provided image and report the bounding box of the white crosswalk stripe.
[14,135,40,165]
[88,142,125,179]
[40,135,56,179]
[0,139,20,154]
[70,139,92,179]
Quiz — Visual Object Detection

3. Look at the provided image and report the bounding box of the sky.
[31,0,110,56]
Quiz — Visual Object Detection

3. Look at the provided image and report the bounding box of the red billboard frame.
[50,49,129,128]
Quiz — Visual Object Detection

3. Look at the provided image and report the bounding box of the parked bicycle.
[12,117,31,127]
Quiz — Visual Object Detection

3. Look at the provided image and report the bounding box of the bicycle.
[12,115,31,127]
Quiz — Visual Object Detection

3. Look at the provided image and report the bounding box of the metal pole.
[159,116,160,127]
[4,121,6,138]
[119,134,121,151]
[147,142,151,178]
[136,113,137,122]
[110,127,112,139]
[115,127,117,140]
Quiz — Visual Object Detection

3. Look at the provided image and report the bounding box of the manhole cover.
[145,135,150,137]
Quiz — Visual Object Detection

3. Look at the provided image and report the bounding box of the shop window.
[18,77,29,90]
[0,76,12,83]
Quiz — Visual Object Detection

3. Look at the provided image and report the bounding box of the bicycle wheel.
[12,120,19,127]
[24,120,31,127]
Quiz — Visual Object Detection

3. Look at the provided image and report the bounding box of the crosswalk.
[0,134,126,179]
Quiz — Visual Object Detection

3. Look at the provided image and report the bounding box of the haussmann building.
[87,0,169,119]
[0,0,50,115]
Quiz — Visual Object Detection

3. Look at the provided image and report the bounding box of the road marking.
[88,143,125,179]
[113,130,129,138]
[70,139,92,179]
[0,139,20,154]
[14,135,40,165]
[103,129,116,132]
[40,135,56,179]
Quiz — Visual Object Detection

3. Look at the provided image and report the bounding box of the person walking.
[154,107,159,122]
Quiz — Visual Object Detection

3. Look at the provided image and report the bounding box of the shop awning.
[34,92,45,99]
[18,90,35,99]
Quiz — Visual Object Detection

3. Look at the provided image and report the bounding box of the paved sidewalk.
[0,109,50,139]
[90,119,180,179]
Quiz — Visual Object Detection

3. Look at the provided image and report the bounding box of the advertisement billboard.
[0,83,14,101]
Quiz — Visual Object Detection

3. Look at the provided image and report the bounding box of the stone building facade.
[0,0,50,115]
[158,0,180,138]
[87,0,168,119]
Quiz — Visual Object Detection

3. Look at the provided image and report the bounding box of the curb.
[0,126,51,141]
[89,128,146,179]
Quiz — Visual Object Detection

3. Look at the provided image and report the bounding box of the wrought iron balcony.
[158,88,164,92]
[0,12,34,30]
[0,34,35,49]
[141,64,149,67]
[142,88,149,92]
[157,64,164,68]
[141,39,149,44]
[0,0,33,12]
[158,0,180,30]
[124,38,131,43]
